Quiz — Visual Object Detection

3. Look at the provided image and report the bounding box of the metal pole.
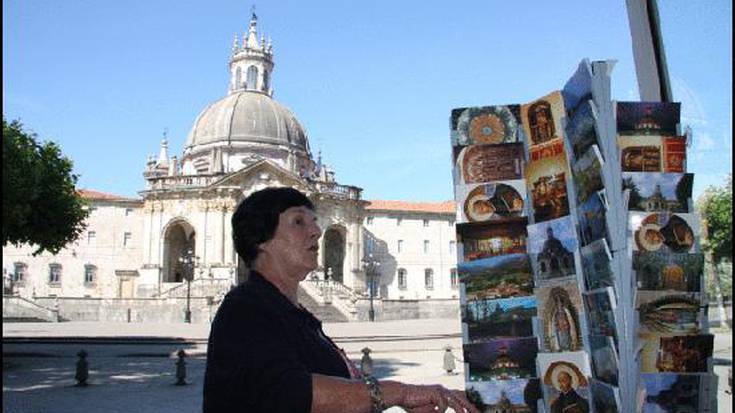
[185,278,192,323]
[625,0,673,102]
[368,275,375,322]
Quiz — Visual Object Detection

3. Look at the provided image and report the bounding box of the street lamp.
[178,246,198,323]
[361,253,381,322]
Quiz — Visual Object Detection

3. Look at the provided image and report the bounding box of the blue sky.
[3,1,731,202]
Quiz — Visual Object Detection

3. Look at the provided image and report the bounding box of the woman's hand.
[396,383,479,413]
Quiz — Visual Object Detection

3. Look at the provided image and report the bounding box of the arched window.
[397,269,407,290]
[424,268,434,290]
[246,65,258,90]
[263,70,270,91]
[235,67,242,89]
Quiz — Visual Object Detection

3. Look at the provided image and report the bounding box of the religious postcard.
[635,291,702,335]
[640,373,717,413]
[466,378,542,413]
[616,101,680,136]
[457,220,528,262]
[590,379,621,413]
[535,282,585,353]
[451,104,523,147]
[661,136,686,173]
[633,251,703,292]
[455,143,525,185]
[639,333,714,373]
[577,190,609,247]
[588,335,619,386]
[618,135,686,173]
[629,212,699,254]
[566,99,601,161]
[622,172,693,213]
[521,91,567,147]
[525,144,571,223]
[527,216,579,283]
[456,180,527,224]
[580,239,615,291]
[582,288,618,338]
[571,144,605,204]
[463,338,538,382]
[562,59,593,117]
[461,295,536,343]
[537,351,592,413]
[458,253,534,301]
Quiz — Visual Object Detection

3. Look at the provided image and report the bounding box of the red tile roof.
[365,200,455,214]
[77,189,141,202]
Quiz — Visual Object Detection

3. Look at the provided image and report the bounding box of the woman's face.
[261,206,322,277]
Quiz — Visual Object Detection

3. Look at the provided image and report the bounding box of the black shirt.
[203,271,351,413]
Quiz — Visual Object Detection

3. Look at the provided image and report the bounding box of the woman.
[203,187,477,413]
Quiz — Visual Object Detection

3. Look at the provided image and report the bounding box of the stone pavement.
[3,320,732,413]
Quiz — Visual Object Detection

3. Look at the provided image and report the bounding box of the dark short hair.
[232,187,314,267]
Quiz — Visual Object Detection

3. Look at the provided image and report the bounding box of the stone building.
[2,14,459,322]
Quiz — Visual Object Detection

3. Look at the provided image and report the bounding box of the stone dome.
[184,90,309,153]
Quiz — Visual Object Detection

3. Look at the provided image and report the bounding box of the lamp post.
[178,246,198,323]
[361,253,380,322]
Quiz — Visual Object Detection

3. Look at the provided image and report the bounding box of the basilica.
[3,15,459,322]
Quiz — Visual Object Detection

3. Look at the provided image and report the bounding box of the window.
[366,216,374,225]
[449,241,456,254]
[425,269,434,290]
[246,65,258,90]
[397,269,407,290]
[123,232,132,247]
[423,240,430,253]
[423,219,429,227]
[13,262,27,283]
[396,217,402,226]
[87,231,96,245]
[235,67,242,88]
[448,219,455,227]
[397,240,404,253]
[125,208,133,216]
[84,264,97,284]
[49,264,62,284]
[450,268,458,289]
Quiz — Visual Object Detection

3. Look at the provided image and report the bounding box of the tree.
[3,118,89,255]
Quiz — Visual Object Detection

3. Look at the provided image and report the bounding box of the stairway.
[297,285,349,323]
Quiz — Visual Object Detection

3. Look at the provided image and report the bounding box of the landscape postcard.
[640,373,716,413]
[566,99,600,161]
[639,333,713,373]
[463,338,538,382]
[577,190,609,247]
[466,378,541,413]
[457,220,528,261]
[451,104,523,147]
[622,172,693,213]
[590,379,621,413]
[633,251,703,292]
[527,216,579,283]
[588,335,619,386]
[536,283,585,353]
[636,291,702,335]
[462,295,536,343]
[521,91,566,147]
[458,253,534,301]
[456,180,527,224]
[582,288,618,338]
[562,59,593,116]
[630,212,698,254]
[571,144,605,204]
[455,143,525,184]
[615,101,680,136]
[580,239,615,291]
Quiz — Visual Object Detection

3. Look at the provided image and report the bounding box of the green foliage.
[697,174,732,263]
[2,118,90,255]
[623,176,643,209]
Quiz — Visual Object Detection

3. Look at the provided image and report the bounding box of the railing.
[153,277,232,299]
[144,174,221,191]
[313,182,362,200]
[2,295,59,322]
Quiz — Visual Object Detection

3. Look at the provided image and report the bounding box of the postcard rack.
[450,58,716,413]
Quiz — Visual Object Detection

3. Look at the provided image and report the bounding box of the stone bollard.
[175,349,187,385]
[360,347,373,377]
[443,345,456,375]
[75,350,89,386]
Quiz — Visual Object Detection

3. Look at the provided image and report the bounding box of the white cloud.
[671,76,708,127]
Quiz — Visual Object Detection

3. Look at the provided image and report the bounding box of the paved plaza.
[3,319,732,413]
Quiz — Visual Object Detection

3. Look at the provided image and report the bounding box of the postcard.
[633,252,703,292]
[458,253,534,301]
[537,351,592,413]
[462,338,538,382]
[623,172,693,213]
[456,180,527,224]
[525,146,571,222]
[580,239,615,291]
[636,291,702,335]
[662,136,686,173]
[566,100,601,161]
[590,379,621,413]
[562,59,593,116]
[462,295,536,343]
[572,144,605,204]
[536,282,585,353]
[588,335,619,386]
[527,216,578,282]
[639,333,714,373]
[629,212,699,254]
[616,101,680,136]
[521,91,567,147]
[466,378,541,413]
[455,143,525,184]
[640,373,717,413]
[618,135,686,173]
[457,221,528,261]
[577,190,609,247]
[582,288,618,338]
[451,105,523,147]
